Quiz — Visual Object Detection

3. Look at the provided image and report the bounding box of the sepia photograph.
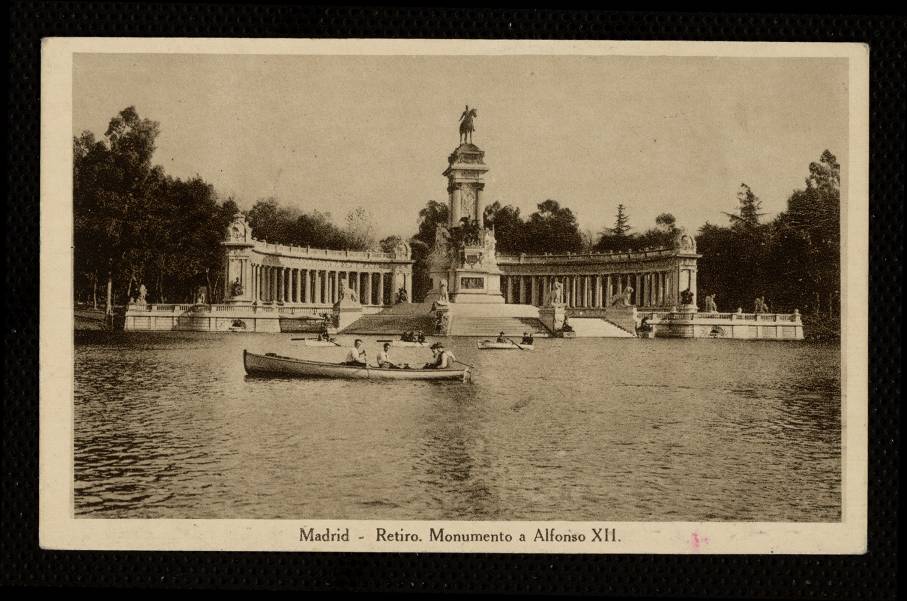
[39,38,868,553]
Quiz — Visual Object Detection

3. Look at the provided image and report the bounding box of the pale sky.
[73,53,849,239]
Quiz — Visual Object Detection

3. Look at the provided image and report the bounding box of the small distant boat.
[476,340,534,351]
[300,339,341,347]
[243,350,469,381]
[381,340,429,348]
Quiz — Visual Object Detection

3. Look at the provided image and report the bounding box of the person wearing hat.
[496,331,507,343]
[521,331,534,345]
[424,342,456,369]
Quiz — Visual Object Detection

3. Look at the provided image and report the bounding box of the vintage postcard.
[40,38,868,553]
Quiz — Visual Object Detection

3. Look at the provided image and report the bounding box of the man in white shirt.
[344,339,367,366]
[376,342,399,368]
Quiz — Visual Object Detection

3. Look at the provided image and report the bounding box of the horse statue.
[459,105,477,144]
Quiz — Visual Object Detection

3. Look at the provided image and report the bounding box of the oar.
[505,336,527,351]
[452,359,477,370]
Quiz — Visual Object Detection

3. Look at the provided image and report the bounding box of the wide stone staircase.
[342,302,436,334]
[567,317,636,338]
[448,316,550,337]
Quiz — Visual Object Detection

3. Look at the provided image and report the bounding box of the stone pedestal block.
[603,304,638,335]
[539,303,566,333]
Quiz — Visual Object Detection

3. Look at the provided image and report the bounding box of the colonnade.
[249,265,398,306]
[500,271,678,309]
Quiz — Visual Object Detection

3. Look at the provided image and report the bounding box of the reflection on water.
[74,332,841,521]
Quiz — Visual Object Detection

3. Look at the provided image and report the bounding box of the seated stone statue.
[680,288,694,306]
[230,277,243,298]
[611,286,634,307]
[338,280,358,304]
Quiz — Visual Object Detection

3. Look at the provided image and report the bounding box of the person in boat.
[344,339,367,366]
[496,331,507,343]
[376,342,400,369]
[416,330,426,344]
[424,342,456,369]
[561,316,574,333]
[521,332,534,345]
[401,330,412,342]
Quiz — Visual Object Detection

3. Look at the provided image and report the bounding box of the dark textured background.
[6,5,901,597]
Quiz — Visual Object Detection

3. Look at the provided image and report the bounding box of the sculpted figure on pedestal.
[230,277,243,298]
[459,105,477,144]
[704,294,718,312]
[611,286,634,307]
[680,288,694,306]
[438,279,449,304]
[136,284,148,306]
[338,279,359,304]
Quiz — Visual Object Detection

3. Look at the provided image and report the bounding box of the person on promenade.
[424,342,455,369]
[376,343,399,368]
[344,339,367,366]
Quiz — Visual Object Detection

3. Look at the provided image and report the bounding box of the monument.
[424,106,505,304]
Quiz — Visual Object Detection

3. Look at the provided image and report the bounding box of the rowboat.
[476,340,534,351]
[300,339,341,347]
[381,340,429,348]
[243,350,470,381]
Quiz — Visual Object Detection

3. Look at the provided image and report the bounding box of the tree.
[379,235,403,254]
[655,213,676,231]
[410,200,449,300]
[413,200,449,248]
[73,106,162,313]
[612,204,632,236]
[522,199,583,254]
[344,206,375,251]
[74,107,236,310]
[483,201,525,252]
[725,183,764,230]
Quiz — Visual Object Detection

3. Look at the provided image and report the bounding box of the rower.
[376,342,399,369]
[496,331,507,343]
[423,342,455,369]
[416,330,425,344]
[344,339,367,366]
[521,331,534,345]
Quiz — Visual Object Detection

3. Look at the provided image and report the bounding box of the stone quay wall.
[641,310,805,340]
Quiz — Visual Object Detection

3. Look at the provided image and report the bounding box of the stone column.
[364,272,372,306]
[311,270,318,304]
[571,276,578,308]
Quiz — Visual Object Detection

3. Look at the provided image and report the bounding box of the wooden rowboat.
[301,339,341,347]
[243,350,470,381]
[476,340,534,351]
[384,340,429,348]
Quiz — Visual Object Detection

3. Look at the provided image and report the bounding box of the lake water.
[73,332,841,521]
